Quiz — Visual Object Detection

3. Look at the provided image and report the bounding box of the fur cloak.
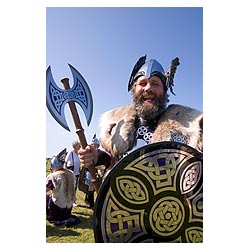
[46,168,76,209]
[99,104,203,159]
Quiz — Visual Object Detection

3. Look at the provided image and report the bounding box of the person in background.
[84,134,100,209]
[46,149,76,224]
[64,140,81,206]
[78,55,203,189]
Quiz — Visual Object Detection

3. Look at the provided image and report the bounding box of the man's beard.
[132,90,167,120]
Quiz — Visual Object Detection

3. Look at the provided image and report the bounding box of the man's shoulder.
[63,168,75,176]
[166,103,202,112]
[163,104,202,119]
[46,171,59,180]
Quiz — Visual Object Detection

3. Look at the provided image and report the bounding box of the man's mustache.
[137,90,156,103]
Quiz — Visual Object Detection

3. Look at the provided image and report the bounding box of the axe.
[46,64,101,191]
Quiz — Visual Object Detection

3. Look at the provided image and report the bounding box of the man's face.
[50,165,58,173]
[132,75,167,120]
[74,143,81,151]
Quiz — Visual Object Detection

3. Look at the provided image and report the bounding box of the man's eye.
[139,82,147,87]
[151,82,159,87]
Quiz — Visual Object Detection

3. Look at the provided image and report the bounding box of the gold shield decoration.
[94,142,203,243]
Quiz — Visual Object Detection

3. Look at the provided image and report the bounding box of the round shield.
[94,141,203,243]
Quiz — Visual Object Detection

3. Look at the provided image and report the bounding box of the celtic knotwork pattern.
[116,176,149,205]
[171,133,188,144]
[102,190,146,242]
[49,84,64,114]
[136,153,177,189]
[125,149,193,194]
[62,82,88,105]
[74,80,88,107]
[185,227,203,243]
[149,196,185,236]
[63,89,75,100]
[49,80,88,115]
[181,161,202,194]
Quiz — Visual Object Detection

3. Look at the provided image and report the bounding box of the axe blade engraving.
[46,64,93,131]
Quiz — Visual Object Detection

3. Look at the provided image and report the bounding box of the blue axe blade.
[68,64,93,126]
[46,64,93,131]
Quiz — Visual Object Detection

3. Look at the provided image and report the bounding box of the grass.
[46,190,95,243]
[46,159,95,243]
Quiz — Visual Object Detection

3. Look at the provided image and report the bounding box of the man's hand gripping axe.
[46,64,100,191]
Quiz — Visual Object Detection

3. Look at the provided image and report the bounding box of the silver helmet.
[128,55,180,95]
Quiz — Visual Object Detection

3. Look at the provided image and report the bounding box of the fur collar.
[99,104,203,158]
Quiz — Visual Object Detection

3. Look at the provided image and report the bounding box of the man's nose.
[143,82,152,91]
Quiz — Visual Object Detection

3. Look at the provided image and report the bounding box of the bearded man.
[78,55,203,173]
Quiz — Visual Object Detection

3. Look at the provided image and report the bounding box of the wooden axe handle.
[61,77,101,192]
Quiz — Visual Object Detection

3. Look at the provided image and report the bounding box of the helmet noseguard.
[128,55,180,95]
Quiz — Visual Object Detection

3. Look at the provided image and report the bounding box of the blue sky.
[46,7,203,157]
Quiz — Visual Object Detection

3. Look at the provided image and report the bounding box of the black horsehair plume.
[56,148,67,163]
[128,55,147,91]
[165,57,180,95]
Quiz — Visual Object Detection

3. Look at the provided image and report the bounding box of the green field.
[46,159,95,243]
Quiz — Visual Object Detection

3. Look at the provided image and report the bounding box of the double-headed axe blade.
[46,64,93,131]
[46,64,100,191]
